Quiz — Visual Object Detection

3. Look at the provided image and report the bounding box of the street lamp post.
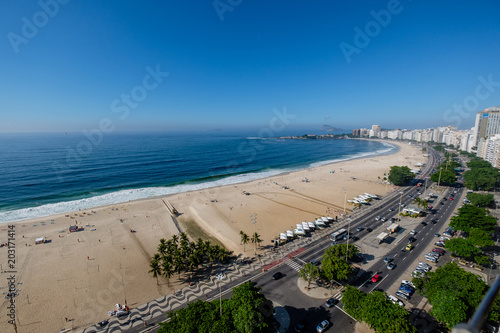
[216,273,224,317]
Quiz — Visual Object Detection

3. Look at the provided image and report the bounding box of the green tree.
[321,255,352,282]
[240,231,250,252]
[430,292,468,328]
[411,262,500,329]
[342,285,416,333]
[298,262,320,290]
[468,229,495,248]
[430,169,456,185]
[158,282,274,333]
[466,193,495,207]
[251,232,262,254]
[149,254,162,285]
[444,238,481,259]
[463,159,500,191]
[321,244,360,282]
[388,166,415,186]
[450,204,497,233]
[467,157,493,169]
[324,243,359,260]
[161,257,174,286]
[342,285,366,319]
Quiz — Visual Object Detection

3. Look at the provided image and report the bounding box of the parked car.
[395,291,410,300]
[400,283,415,291]
[399,283,414,291]
[388,295,404,307]
[397,289,411,297]
[401,280,415,288]
[316,320,330,333]
[325,298,337,308]
[432,248,445,255]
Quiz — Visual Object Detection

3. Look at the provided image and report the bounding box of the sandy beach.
[0,140,426,333]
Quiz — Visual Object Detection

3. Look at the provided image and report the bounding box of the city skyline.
[1,1,500,133]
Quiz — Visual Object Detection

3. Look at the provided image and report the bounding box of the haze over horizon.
[2,0,499,133]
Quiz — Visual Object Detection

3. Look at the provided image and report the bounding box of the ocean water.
[0,132,396,223]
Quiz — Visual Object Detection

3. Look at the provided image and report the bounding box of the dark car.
[325,298,337,308]
[408,236,416,243]
[351,236,359,241]
[421,221,428,226]
[431,219,437,224]
[311,260,321,266]
[272,272,283,280]
[366,228,373,232]
[97,320,109,328]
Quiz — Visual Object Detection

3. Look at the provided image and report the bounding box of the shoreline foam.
[0,140,397,224]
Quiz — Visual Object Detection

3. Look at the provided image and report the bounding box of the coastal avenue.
[127,147,456,333]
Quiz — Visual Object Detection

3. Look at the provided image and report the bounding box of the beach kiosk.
[35,237,46,245]
[387,223,399,233]
[376,232,388,244]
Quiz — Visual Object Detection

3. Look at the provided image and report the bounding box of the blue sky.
[1,0,499,133]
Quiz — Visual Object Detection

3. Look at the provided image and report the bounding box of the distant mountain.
[320,125,344,132]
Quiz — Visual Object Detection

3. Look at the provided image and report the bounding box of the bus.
[330,228,348,241]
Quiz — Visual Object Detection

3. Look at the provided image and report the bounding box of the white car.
[409,230,416,235]
[389,295,405,307]
[317,320,330,333]
[401,280,415,288]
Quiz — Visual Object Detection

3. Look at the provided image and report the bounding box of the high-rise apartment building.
[473,107,500,148]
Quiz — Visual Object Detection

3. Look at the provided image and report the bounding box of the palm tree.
[158,238,167,256]
[161,258,173,286]
[149,254,162,285]
[251,232,262,255]
[171,234,178,246]
[240,231,250,252]
[188,252,202,280]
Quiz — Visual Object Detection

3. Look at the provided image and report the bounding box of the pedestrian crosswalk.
[285,259,303,272]
[332,291,343,301]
